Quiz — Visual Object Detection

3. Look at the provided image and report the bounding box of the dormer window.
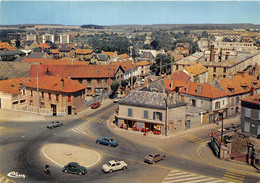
[227,86,234,93]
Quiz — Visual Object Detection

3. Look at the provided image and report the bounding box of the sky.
[0,1,259,25]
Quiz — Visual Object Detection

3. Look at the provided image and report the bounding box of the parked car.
[144,153,165,164]
[47,120,63,129]
[96,137,118,147]
[102,160,127,173]
[91,102,100,109]
[113,97,122,103]
[62,162,87,175]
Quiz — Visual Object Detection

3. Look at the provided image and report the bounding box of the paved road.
[0,102,259,183]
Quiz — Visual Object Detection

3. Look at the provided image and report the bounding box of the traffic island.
[41,143,101,168]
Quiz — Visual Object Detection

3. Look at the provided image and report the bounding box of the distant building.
[42,34,55,43]
[210,41,257,53]
[60,34,70,44]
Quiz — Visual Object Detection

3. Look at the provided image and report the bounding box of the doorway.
[51,104,57,116]
[68,106,72,115]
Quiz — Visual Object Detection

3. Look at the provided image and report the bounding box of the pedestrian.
[44,165,51,175]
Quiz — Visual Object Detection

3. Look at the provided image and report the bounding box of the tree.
[222,37,232,42]
[150,40,159,50]
[201,31,208,38]
[110,81,119,93]
[120,79,129,90]
[152,54,172,75]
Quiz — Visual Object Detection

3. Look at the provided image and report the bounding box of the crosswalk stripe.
[225,172,245,178]
[226,170,246,175]
[223,174,244,180]
[72,129,80,133]
[163,170,227,183]
[181,134,193,137]
[222,176,243,183]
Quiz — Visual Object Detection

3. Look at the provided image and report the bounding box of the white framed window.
[244,121,250,133]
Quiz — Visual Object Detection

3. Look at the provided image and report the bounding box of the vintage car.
[144,153,165,164]
[96,137,118,147]
[47,120,63,129]
[102,160,127,173]
[62,162,87,175]
[91,102,101,109]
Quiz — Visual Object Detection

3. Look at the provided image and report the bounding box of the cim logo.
[7,171,26,179]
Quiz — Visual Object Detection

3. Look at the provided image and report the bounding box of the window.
[213,74,216,79]
[97,79,101,83]
[22,90,25,95]
[213,67,216,72]
[144,110,148,119]
[104,79,108,84]
[40,102,44,108]
[56,94,59,101]
[128,108,133,117]
[153,112,162,121]
[244,122,250,133]
[245,108,251,118]
[48,93,51,100]
[87,79,91,84]
[87,87,91,91]
[176,65,179,70]
[30,90,33,96]
[191,99,196,107]
[78,79,83,83]
[215,102,220,109]
[41,92,44,99]
[68,95,71,102]
[223,68,226,73]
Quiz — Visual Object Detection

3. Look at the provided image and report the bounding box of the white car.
[102,160,127,173]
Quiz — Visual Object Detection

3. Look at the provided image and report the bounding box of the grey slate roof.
[0,50,25,56]
[139,52,154,59]
[28,52,46,59]
[96,53,109,61]
[119,90,186,109]
[140,79,166,93]
[13,56,26,62]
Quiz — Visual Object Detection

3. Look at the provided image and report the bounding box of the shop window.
[48,93,51,100]
[41,92,44,99]
[128,108,133,117]
[56,94,59,101]
[144,110,148,119]
[153,112,162,121]
[68,95,71,102]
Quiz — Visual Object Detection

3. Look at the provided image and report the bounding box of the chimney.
[186,81,189,92]
[197,84,201,94]
[210,45,214,62]
[60,79,64,90]
[171,79,173,90]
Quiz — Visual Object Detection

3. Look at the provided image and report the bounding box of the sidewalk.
[199,143,260,177]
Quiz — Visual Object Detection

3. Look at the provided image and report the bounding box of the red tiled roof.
[119,54,130,59]
[219,78,247,96]
[0,78,29,94]
[51,49,59,54]
[168,71,191,81]
[135,60,150,66]
[241,94,260,105]
[164,79,227,99]
[75,49,94,54]
[112,60,136,72]
[38,43,51,49]
[25,76,86,93]
[29,64,120,78]
[24,58,89,65]
[103,51,116,58]
[0,42,16,50]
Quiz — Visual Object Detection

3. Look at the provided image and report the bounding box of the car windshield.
[147,154,153,157]
[107,163,112,166]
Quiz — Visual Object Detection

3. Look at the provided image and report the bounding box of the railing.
[12,105,66,116]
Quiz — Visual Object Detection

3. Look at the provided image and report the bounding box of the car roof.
[147,152,159,156]
[109,160,118,164]
[104,137,113,140]
[68,162,79,166]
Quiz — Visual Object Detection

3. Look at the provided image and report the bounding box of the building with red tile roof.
[75,49,94,61]
[25,76,86,115]
[168,71,191,82]
[183,63,208,83]
[0,42,17,51]
[28,64,124,96]
[0,78,29,109]
[119,54,130,60]
[24,58,89,65]
[134,60,150,78]
[38,43,51,50]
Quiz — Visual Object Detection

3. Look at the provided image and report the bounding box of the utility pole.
[36,63,39,114]
[171,55,173,74]
[160,58,162,76]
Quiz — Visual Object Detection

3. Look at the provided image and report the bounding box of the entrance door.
[51,104,57,116]
[68,106,72,115]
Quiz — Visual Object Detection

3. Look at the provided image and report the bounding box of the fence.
[12,105,65,116]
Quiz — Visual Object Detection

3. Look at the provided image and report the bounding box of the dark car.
[91,102,100,109]
[47,120,63,129]
[96,137,118,147]
[62,162,87,175]
[144,153,165,164]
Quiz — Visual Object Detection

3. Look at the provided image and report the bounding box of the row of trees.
[110,76,137,93]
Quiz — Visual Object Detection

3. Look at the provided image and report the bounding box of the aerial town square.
[0,1,260,183]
